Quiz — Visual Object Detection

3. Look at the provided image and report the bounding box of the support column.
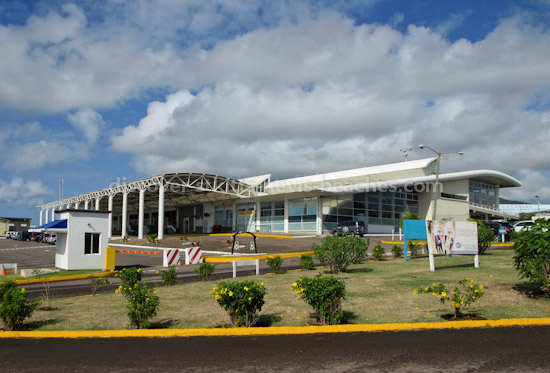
[256,201,261,232]
[316,197,323,235]
[84,200,89,210]
[44,209,49,224]
[158,184,165,240]
[138,189,145,239]
[284,197,289,233]
[108,195,113,239]
[122,192,128,238]
[51,207,55,222]
[95,198,100,211]
[39,209,44,226]
[75,201,80,209]
[232,203,237,232]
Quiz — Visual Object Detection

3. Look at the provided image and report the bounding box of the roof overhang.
[39,173,258,212]
[316,170,521,194]
[30,219,68,232]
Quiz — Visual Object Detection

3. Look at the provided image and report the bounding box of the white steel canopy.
[39,173,258,213]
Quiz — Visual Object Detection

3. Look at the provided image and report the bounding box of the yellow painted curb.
[204,252,315,263]
[381,241,514,247]
[172,233,294,239]
[13,271,117,285]
[1,318,550,338]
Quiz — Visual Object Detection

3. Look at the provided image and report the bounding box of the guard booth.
[32,209,110,270]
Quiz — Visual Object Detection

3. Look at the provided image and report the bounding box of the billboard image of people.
[426,220,478,255]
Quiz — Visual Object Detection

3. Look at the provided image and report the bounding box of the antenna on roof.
[400,148,412,161]
[59,178,64,200]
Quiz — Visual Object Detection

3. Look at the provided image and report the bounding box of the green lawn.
[22,250,550,330]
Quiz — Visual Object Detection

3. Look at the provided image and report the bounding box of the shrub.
[146,233,158,243]
[90,277,112,295]
[292,274,346,325]
[0,281,17,299]
[193,263,216,281]
[513,219,550,292]
[399,211,420,228]
[266,256,283,274]
[407,242,418,257]
[0,283,40,330]
[116,267,142,288]
[300,255,315,270]
[115,281,159,329]
[391,245,403,258]
[372,245,385,261]
[211,280,266,327]
[469,219,494,255]
[313,235,368,274]
[157,265,178,286]
[414,278,485,319]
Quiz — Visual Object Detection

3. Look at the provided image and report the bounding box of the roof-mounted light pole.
[419,144,464,220]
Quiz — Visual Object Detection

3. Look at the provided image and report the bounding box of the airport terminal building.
[38,158,521,238]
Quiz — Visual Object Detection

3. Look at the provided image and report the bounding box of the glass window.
[84,233,100,255]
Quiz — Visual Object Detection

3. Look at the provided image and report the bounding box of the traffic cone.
[1,265,6,276]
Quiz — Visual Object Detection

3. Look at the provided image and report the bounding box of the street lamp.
[419,144,464,220]
[535,195,541,216]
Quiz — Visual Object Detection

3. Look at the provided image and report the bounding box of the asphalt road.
[2,326,550,372]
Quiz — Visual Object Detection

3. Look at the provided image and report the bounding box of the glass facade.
[288,198,317,231]
[322,190,418,231]
[214,205,233,232]
[469,180,498,209]
[236,203,256,231]
[260,201,284,232]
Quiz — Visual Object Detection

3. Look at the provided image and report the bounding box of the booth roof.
[30,219,67,232]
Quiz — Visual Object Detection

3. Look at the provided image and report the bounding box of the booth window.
[84,233,100,254]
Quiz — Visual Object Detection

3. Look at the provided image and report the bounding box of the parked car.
[12,231,22,240]
[514,220,534,232]
[41,233,52,243]
[34,233,45,242]
[494,220,514,235]
[332,221,366,237]
[19,231,32,241]
[483,221,511,242]
[47,234,57,244]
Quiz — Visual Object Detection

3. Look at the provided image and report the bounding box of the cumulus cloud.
[0,177,53,207]
[2,140,90,171]
[111,11,550,201]
[67,108,105,143]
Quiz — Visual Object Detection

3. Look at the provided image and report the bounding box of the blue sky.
[1,0,550,225]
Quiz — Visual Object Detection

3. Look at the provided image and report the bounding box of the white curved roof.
[266,158,437,191]
[317,169,521,194]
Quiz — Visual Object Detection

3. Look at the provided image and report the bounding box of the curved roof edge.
[266,157,437,189]
[318,169,521,194]
[439,170,521,188]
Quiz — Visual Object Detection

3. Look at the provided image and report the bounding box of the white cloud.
[67,108,105,143]
[111,12,550,202]
[0,177,53,208]
[2,140,90,171]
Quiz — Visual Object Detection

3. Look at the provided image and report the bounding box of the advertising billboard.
[426,220,478,255]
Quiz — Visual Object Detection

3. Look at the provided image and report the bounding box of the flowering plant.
[0,281,40,330]
[211,280,266,327]
[414,278,485,319]
[116,267,142,288]
[291,274,346,325]
[266,255,283,274]
[115,267,158,329]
